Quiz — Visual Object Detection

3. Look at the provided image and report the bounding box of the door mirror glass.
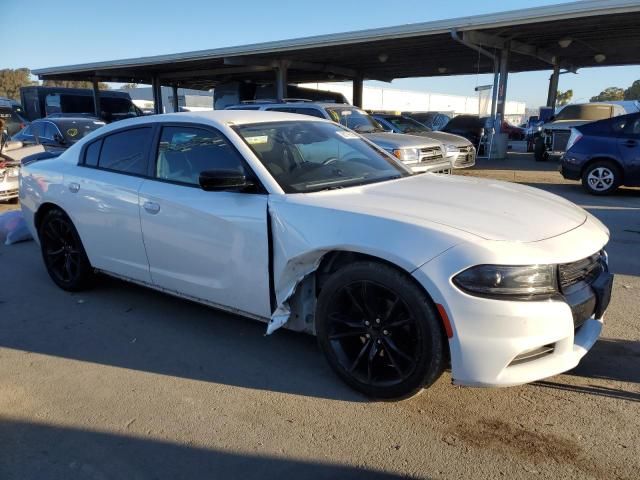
[199,169,253,191]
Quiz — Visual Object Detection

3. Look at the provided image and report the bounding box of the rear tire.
[534,137,547,161]
[581,161,621,195]
[316,261,446,399]
[38,208,94,291]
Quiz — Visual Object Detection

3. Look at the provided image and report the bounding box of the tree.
[624,80,640,100]
[590,87,625,102]
[0,68,36,100]
[42,80,110,90]
[121,83,138,90]
[556,89,573,106]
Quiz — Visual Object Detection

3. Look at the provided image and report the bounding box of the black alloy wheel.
[316,261,446,399]
[39,209,93,291]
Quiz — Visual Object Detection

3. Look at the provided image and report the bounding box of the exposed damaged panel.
[266,192,465,334]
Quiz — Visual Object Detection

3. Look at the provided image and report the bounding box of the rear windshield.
[324,107,384,134]
[57,119,105,143]
[382,116,431,133]
[554,105,614,121]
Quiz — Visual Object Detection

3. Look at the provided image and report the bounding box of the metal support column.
[546,64,560,109]
[490,59,499,119]
[172,85,179,113]
[352,74,364,108]
[488,42,511,160]
[152,76,163,114]
[496,42,510,132]
[275,61,288,101]
[92,79,101,119]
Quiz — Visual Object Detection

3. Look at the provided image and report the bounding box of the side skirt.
[95,269,271,325]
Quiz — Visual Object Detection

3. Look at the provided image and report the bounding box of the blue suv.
[561,113,640,195]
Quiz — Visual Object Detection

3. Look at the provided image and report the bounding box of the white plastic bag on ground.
[0,210,33,245]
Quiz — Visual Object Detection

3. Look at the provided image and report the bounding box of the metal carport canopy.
[33,0,640,89]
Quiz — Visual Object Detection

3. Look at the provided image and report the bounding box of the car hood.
[415,130,472,146]
[361,131,442,150]
[299,174,587,242]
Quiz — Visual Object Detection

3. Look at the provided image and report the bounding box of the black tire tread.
[316,261,446,399]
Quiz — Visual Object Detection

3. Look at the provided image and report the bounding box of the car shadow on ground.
[0,251,365,402]
[533,337,640,403]
[0,418,412,480]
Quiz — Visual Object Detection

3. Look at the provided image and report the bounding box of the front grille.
[559,252,604,290]
[551,131,570,152]
[418,146,443,164]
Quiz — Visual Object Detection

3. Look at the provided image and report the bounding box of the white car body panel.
[19,110,611,388]
[138,180,271,318]
[67,167,151,282]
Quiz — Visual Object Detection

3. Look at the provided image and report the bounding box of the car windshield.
[554,104,614,121]
[324,107,385,133]
[235,121,410,193]
[56,119,105,143]
[383,116,431,133]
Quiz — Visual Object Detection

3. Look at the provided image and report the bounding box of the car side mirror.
[198,169,254,192]
[53,133,66,145]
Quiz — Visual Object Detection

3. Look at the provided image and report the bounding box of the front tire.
[534,137,547,161]
[38,208,94,291]
[316,261,446,399]
[582,161,621,195]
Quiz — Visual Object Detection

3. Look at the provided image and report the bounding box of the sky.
[2,0,639,108]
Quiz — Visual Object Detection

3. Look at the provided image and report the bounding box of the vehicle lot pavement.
[1,155,639,479]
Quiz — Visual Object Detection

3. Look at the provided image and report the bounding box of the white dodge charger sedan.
[19,111,613,399]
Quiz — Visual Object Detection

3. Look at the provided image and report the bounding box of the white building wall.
[299,82,526,121]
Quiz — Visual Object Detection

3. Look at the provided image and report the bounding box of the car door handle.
[143,201,161,214]
[68,182,80,193]
[624,140,637,147]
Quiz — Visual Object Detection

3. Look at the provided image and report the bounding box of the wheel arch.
[282,248,450,358]
[34,202,68,233]
[581,156,625,183]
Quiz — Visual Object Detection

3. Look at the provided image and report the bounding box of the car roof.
[81,110,329,136]
[229,101,353,109]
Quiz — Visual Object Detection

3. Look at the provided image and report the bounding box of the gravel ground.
[0,153,638,479]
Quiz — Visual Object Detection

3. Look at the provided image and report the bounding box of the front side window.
[42,122,59,140]
[623,116,640,136]
[236,121,410,193]
[156,126,244,185]
[98,127,151,175]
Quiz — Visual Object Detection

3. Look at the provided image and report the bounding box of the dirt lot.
[1,153,639,479]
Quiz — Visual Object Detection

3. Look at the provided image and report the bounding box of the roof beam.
[462,30,558,65]
[223,56,393,82]
[158,65,272,80]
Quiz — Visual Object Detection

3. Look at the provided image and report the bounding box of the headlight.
[393,148,420,162]
[444,144,458,155]
[453,264,558,298]
[536,126,543,132]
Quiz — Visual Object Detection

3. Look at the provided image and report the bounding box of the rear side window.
[84,140,102,167]
[98,127,151,175]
